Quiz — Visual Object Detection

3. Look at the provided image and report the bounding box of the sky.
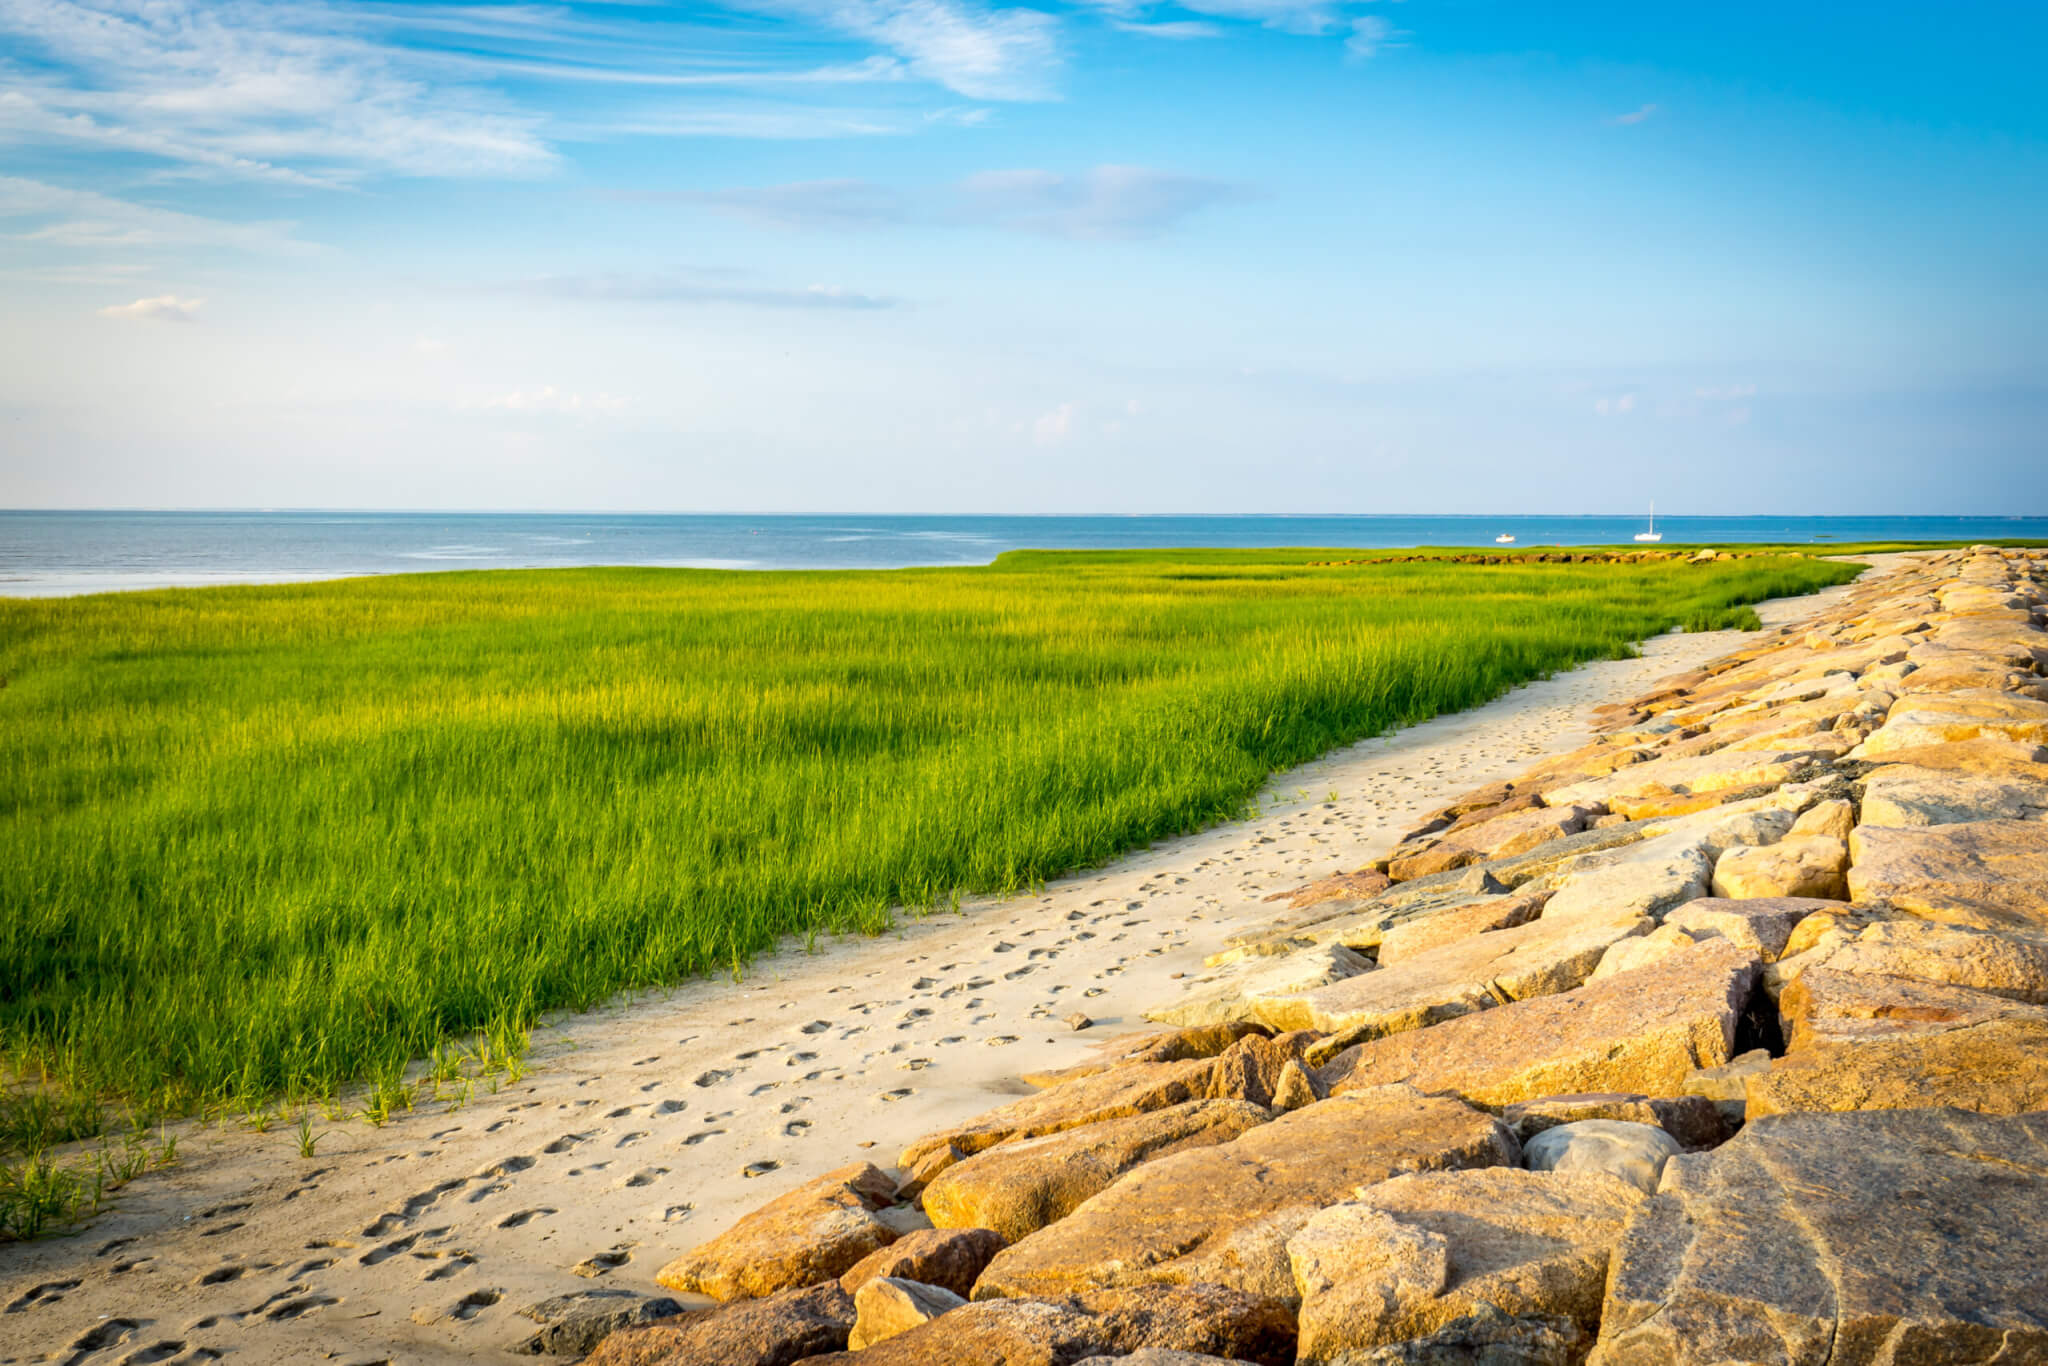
[0,0,2043,514]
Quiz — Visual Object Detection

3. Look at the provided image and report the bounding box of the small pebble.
[1063,1013,1093,1031]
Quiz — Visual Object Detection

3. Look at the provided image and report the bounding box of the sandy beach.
[0,572,1870,1366]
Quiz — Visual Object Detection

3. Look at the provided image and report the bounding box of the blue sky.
[1,0,2043,513]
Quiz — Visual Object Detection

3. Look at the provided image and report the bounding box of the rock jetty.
[589,547,2048,1366]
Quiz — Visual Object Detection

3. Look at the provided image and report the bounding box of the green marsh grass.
[0,548,1859,1147]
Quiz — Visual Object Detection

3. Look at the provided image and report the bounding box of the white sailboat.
[1633,502,1663,543]
[1494,533,1516,544]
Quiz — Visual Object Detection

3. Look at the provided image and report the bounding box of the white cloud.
[957,164,1243,238]
[1346,15,1391,57]
[1695,383,1757,399]
[1110,19,1224,39]
[756,0,1063,101]
[680,179,910,230]
[0,174,308,253]
[1593,394,1636,417]
[1033,401,1075,443]
[97,293,203,322]
[1613,103,1659,125]
[464,386,627,415]
[516,272,899,311]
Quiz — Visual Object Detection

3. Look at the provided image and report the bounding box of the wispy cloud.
[956,165,1244,239]
[516,272,899,311]
[756,0,1064,101]
[1110,18,1224,39]
[1613,103,1659,125]
[1593,394,1637,417]
[1346,14,1392,58]
[461,385,628,415]
[97,293,204,322]
[0,175,308,253]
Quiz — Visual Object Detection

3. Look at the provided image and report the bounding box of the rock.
[1375,889,1551,965]
[848,1278,966,1350]
[1262,908,1652,1041]
[970,1089,1519,1302]
[514,1289,685,1357]
[1538,830,1714,923]
[1387,805,1598,881]
[1590,1109,2048,1365]
[1305,1303,1580,1364]
[1777,967,2048,1050]
[1289,1169,1641,1365]
[1800,917,2048,1002]
[1073,1354,1250,1366]
[654,1164,898,1301]
[1314,940,1759,1108]
[1500,1093,1730,1151]
[1855,688,2048,756]
[1588,924,1697,981]
[1837,735,2048,774]
[1710,835,1848,900]
[580,1282,853,1366]
[1845,819,2048,932]
[1744,1017,2048,1117]
[1542,748,1820,811]
[1062,1013,1093,1031]
[1679,1047,1770,1127]
[838,1227,1008,1297]
[1267,869,1394,911]
[1522,1121,1680,1195]
[921,1099,1271,1242]
[1787,797,1855,839]
[1660,896,1833,961]
[1147,945,1373,1029]
[1270,1059,1322,1111]
[1051,1283,1298,1365]
[901,1032,1302,1180]
[792,1298,1107,1366]
[1857,763,2048,826]
[1022,1023,1270,1088]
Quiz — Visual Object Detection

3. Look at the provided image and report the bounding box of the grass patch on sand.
[0,548,1857,1146]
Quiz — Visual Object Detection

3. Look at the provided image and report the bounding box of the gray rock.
[516,1289,685,1356]
[1590,1109,2048,1365]
[1522,1120,1680,1195]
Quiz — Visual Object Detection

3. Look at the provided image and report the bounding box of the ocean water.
[2,511,2044,598]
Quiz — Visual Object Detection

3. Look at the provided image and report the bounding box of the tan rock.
[581,1282,853,1366]
[1845,819,2048,932]
[1777,966,2048,1051]
[1857,763,2048,827]
[1855,687,2048,756]
[1259,908,1650,1040]
[1314,940,1759,1107]
[1522,1120,1680,1195]
[1745,1017,2048,1117]
[920,1099,1271,1242]
[1265,869,1393,911]
[970,1089,1519,1302]
[1787,797,1855,840]
[848,1278,965,1350]
[1838,735,2048,774]
[1710,835,1848,900]
[1590,1109,2048,1365]
[794,1298,1108,1366]
[1537,830,1715,922]
[1374,889,1550,965]
[1073,1354,1255,1366]
[1801,917,2048,1002]
[1021,1022,1270,1089]
[1146,944,1372,1029]
[900,1032,1305,1178]
[1542,747,1818,810]
[1289,1169,1641,1365]
[1387,804,1598,881]
[838,1227,1007,1297]
[654,1164,898,1301]
[1660,896,1832,960]
[1588,924,1697,981]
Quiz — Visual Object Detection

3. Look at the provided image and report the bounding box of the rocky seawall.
[577,547,2048,1366]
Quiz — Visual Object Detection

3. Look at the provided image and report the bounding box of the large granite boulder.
[655,1164,898,1301]
[1590,1109,2048,1364]
[1796,917,2048,1002]
[1710,836,1849,900]
[848,1278,965,1350]
[1858,762,2048,827]
[921,1099,1271,1241]
[1375,889,1551,965]
[1522,1121,1679,1195]
[1855,688,2048,756]
[1046,1283,1298,1366]
[1660,896,1834,961]
[1147,945,1373,1029]
[1777,966,2048,1050]
[1387,804,1599,881]
[1537,830,1715,923]
[792,1298,1108,1365]
[1021,1023,1269,1089]
[514,1289,685,1358]
[1845,820,2048,932]
[971,1089,1519,1303]
[1541,748,1820,811]
[1313,940,1759,1107]
[1499,1093,1729,1151]
[581,1282,853,1366]
[839,1226,1008,1297]
[1288,1169,1642,1365]
[1744,1017,2048,1117]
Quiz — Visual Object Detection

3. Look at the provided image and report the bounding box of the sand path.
[0,573,1870,1366]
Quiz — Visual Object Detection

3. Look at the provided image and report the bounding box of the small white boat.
[1494,533,1516,544]
[1633,502,1663,543]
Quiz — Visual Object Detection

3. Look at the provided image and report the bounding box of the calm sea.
[3,511,2045,598]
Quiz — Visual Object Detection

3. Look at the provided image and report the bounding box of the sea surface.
[3,511,2045,597]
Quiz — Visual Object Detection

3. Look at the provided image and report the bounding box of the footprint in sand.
[654,1098,689,1115]
[621,1167,670,1188]
[449,1288,502,1321]
[497,1207,556,1230]
[783,1119,813,1137]
[5,1279,80,1312]
[194,1266,245,1287]
[799,1020,832,1034]
[693,1068,736,1087]
[572,1246,634,1278]
[615,1130,649,1148]
[741,1160,783,1178]
[878,1088,914,1103]
[422,1254,477,1282]
[543,1132,592,1154]
[681,1129,726,1146]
